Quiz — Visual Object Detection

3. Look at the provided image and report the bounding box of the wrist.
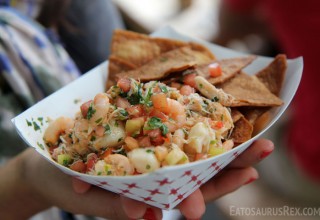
[0,148,51,219]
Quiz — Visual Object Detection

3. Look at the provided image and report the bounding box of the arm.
[0,139,273,220]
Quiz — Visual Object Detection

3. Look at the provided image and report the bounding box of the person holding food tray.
[0,2,278,220]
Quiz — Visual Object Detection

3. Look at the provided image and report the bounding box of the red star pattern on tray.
[97,181,111,187]
[125,182,140,189]
[170,187,181,195]
[156,178,173,186]
[148,188,163,196]
[180,170,192,178]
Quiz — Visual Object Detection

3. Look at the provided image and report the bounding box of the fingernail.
[259,150,273,160]
[142,208,157,220]
[244,177,257,185]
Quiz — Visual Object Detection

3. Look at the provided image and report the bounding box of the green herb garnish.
[212,96,219,102]
[26,119,32,127]
[33,121,41,131]
[86,102,96,119]
[159,85,168,93]
[145,117,168,136]
[104,124,111,135]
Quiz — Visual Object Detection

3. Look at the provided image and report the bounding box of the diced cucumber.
[125,118,144,134]
[208,146,226,157]
[57,154,72,166]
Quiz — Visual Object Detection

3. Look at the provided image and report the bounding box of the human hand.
[177,139,274,219]
[71,138,274,219]
[0,147,160,220]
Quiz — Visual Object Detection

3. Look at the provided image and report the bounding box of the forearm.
[0,149,50,220]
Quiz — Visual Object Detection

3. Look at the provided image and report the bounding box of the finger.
[72,177,91,194]
[178,189,205,220]
[229,139,274,168]
[121,196,162,220]
[201,167,258,202]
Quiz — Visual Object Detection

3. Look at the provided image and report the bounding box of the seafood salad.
[44,78,234,176]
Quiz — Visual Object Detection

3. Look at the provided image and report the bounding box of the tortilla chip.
[197,56,257,85]
[111,29,162,67]
[256,54,287,96]
[109,30,216,75]
[218,72,283,107]
[115,47,197,81]
[252,110,272,136]
[230,109,253,144]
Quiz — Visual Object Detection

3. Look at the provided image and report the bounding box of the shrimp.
[172,129,185,149]
[92,120,125,151]
[194,76,236,106]
[104,154,134,176]
[89,93,110,125]
[44,117,74,145]
[163,98,186,130]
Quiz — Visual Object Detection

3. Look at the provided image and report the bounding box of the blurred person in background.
[214,0,320,206]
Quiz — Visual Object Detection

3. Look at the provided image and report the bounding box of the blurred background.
[1,0,319,219]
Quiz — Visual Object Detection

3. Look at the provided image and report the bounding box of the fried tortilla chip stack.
[108,30,287,146]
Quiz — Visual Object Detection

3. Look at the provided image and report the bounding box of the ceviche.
[44,78,235,176]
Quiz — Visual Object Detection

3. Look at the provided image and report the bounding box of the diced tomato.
[183,73,197,88]
[86,153,98,172]
[127,104,144,117]
[151,93,168,113]
[138,136,151,148]
[117,78,131,92]
[70,160,87,173]
[149,109,168,121]
[99,148,113,159]
[208,63,222,78]
[115,97,131,109]
[148,129,164,146]
[211,121,224,129]
[162,134,170,143]
[180,85,195,96]
[80,100,93,118]
[194,153,206,161]
[49,145,58,154]
[170,82,182,89]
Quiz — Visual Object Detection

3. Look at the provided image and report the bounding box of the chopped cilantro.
[145,117,168,136]
[86,102,96,119]
[73,99,81,104]
[26,119,32,127]
[95,118,103,124]
[159,85,168,93]
[127,83,143,105]
[33,121,41,131]
[146,149,154,153]
[141,87,153,107]
[37,117,44,125]
[117,109,129,120]
[37,142,44,150]
[90,136,96,142]
[212,96,219,102]
[104,124,111,135]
